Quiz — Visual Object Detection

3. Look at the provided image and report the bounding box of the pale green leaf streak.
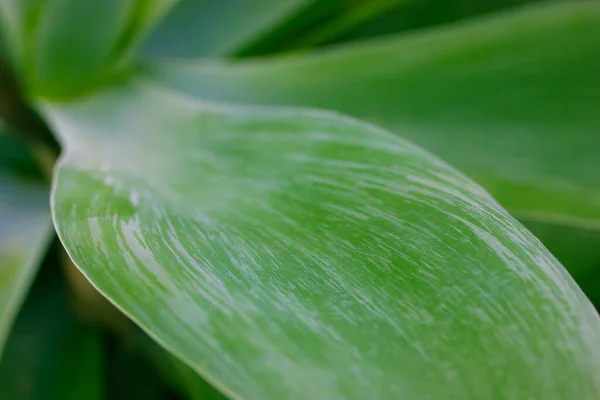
[147,1,600,229]
[44,80,600,399]
[0,256,103,399]
[141,0,313,59]
[0,172,51,357]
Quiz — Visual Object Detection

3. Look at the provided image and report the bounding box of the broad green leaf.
[146,1,600,229]
[0,0,175,98]
[0,169,50,356]
[42,79,600,399]
[146,217,600,397]
[0,246,103,399]
[141,0,313,59]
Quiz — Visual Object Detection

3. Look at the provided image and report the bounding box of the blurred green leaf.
[0,169,50,356]
[141,0,313,59]
[341,0,548,44]
[0,243,103,399]
[0,0,175,98]
[234,0,394,57]
[40,78,600,399]
[147,1,600,230]
[287,0,412,50]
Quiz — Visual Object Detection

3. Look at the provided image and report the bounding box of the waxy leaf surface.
[44,79,600,399]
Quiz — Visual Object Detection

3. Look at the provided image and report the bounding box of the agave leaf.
[151,219,600,399]
[146,220,600,400]
[42,78,600,399]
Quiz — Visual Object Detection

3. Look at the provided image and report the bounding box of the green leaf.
[42,79,600,399]
[0,245,103,399]
[141,0,409,59]
[340,0,548,44]
[141,0,313,59]
[0,170,51,356]
[232,0,395,57]
[146,1,600,230]
[0,0,175,98]
[285,0,412,50]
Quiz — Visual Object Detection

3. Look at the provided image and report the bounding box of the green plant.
[1,1,600,399]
